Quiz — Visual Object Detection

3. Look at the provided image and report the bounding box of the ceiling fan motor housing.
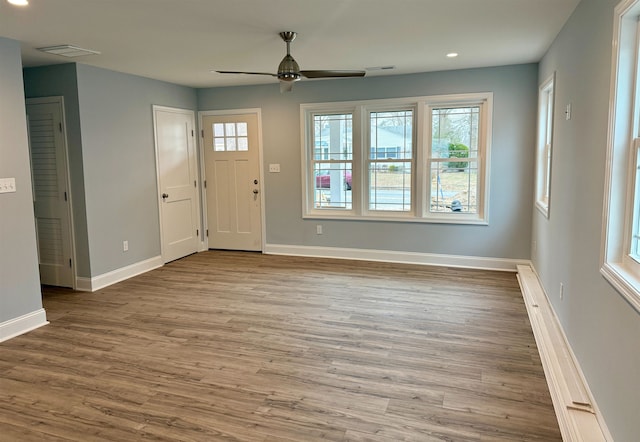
[278,32,301,82]
[278,54,301,81]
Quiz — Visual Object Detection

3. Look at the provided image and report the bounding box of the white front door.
[153,106,200,263]
[202,112,262,251]
[26,97,74,288]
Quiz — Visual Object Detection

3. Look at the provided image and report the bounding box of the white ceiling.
[0,0,581,89]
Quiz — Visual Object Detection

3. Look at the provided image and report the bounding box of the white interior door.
[202,112,262,251]
[154,106,200,263]
[26,97,74,288]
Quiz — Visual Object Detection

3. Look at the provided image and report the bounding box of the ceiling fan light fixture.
[216,31,366,92]
[7,0,29,6]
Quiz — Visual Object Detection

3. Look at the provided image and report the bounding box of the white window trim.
[535,73,555,218]
[601,0,640,313]
[300,93,492,225]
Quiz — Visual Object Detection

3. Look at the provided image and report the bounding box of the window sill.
[303,213,488,225]
[600,262,640,313]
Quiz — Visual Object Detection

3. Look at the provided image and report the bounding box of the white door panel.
[27,98,74,288]
[154,107,199,263]
[203,113,262,251]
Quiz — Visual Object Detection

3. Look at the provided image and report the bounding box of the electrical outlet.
[316,225,323,235]
[123,240,129,252]
[560,282,564,300]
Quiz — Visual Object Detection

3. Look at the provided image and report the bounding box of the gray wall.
[23,64,90,278]
[534,0,640,439]
[0,37,43,322]
[75,65,197,276]
[198,64,538,260]
[23,64,198,278]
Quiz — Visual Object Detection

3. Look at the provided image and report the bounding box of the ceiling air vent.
[37,45,100,58]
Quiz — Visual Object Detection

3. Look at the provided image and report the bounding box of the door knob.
[162,193,169,200]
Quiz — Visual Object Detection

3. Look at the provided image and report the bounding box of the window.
[535,74,555,217]
[301,93,492,223]
[429,105,481,215]
[368,109,414,212]
[310,112,353,210]
[601,0,640,312]
[213,121,248,151]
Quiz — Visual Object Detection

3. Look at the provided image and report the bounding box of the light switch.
[0,177,16,194]
[269,163,281,173]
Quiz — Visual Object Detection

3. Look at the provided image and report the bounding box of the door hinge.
[196,229,199,236]
[69,258,72,268]
[191,129,194,137]
[204,180,207,189]
[206,229,209,237]
[201,129,204,138]
[64,191,68,201]
[194,180,197,188]
[59,122,63,133]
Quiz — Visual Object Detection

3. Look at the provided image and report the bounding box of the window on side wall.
[601,0,640,312]
[535,74,555,217]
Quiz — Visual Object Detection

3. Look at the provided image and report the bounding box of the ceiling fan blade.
[215,71,277,77]
[280,80,295,93]
[300,70,366,79]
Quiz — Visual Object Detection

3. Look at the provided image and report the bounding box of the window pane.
[430,160,478,213]
[237,122,248,136]
[630,145,640,261]
[369,162,411,211]
[237,137,248,151]
[225,123,236,137]
[226,137,236,151]
[313,113,352,161]
[214,137,225,151]
[432,106,479,159]
[213,123,224,137]
[313,163,352,209]
[430,106,480,213]
[370,110,413,160]
[369,110,413,212]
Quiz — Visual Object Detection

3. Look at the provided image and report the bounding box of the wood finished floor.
[0,251,561,441]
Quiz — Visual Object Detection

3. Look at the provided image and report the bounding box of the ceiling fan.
[216,31,366,92]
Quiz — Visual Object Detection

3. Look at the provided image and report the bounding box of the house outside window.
[301,93,492,224]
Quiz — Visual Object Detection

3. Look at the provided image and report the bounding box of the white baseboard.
[517,265,611,442]
[75,255,163,292]
[0,308,48,343]
[264,244,529,272]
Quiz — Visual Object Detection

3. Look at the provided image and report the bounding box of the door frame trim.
[152,105,202,262]
[198,108,265,252]
[26,96,77,289]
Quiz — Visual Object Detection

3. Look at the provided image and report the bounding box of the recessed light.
[7,0,29,5]
[37,45,101,58]
[446,52,459,58]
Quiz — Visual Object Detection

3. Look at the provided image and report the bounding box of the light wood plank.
[0,252,561,440]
